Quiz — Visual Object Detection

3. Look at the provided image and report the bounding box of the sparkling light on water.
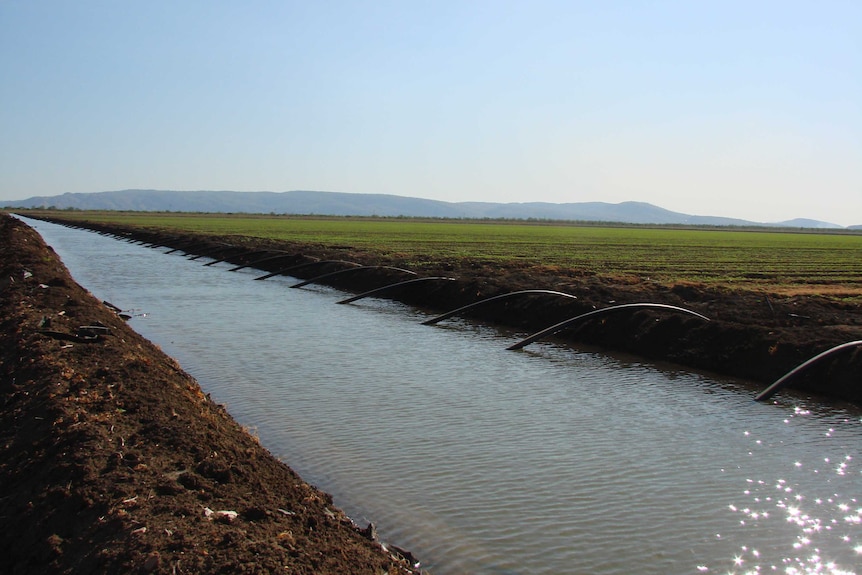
[709,409,861,575]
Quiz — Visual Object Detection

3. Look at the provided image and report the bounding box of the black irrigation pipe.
[506,303,711,351]
[336,277,457,304]
[755,340,862,402]
[187,243,237,260]
[422,290,579,325]
[290,266,417,289]
[253,260,357,280]
[226,252,298,272]
[166,238,216,255]
[205,248,275,267]
[192,245,248,261]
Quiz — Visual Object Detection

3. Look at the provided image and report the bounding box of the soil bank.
[0,214,420,573]
[24,212,862,405]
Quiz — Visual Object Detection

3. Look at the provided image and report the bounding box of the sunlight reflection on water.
[712,407,861,575]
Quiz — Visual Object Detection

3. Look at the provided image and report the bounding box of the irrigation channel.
[23,216,862,575]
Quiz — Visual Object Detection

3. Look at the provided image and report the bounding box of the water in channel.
[23,216,862,575]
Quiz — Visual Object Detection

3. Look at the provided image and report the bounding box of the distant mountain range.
[4,189,858,229]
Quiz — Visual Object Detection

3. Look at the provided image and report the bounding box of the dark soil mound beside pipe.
[25,213,862,405]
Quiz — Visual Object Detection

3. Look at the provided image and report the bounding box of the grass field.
[31,211,862,296]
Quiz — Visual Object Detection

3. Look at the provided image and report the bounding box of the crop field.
[29,211,862,296]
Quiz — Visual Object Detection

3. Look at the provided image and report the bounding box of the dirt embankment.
[0,214,420,573]
[27,213,862,405]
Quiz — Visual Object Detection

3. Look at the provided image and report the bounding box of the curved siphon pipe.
[162,237,208,254]
[507,303,710,351]
[290,266,417,288]
[337,277,457,304]
[187,243,237,260]
[422,290,579,325]
[225,252,298,271]
[205,248,276,267]
[197,245,249,262]
[253,259,357,280]
[755,340,862,402]
[228,251,294,272]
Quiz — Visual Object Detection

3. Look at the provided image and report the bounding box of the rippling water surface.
[24,217,862,575]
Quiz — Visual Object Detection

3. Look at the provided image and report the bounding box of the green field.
[31,211,862,295]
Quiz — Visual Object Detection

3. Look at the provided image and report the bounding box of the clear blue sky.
[2,1,860,225]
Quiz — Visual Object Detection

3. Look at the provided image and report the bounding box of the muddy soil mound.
[0,214,418,574]
[28,214,862,405]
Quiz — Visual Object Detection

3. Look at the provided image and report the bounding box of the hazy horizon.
[6,188,858,227]
[1,2,859,226]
